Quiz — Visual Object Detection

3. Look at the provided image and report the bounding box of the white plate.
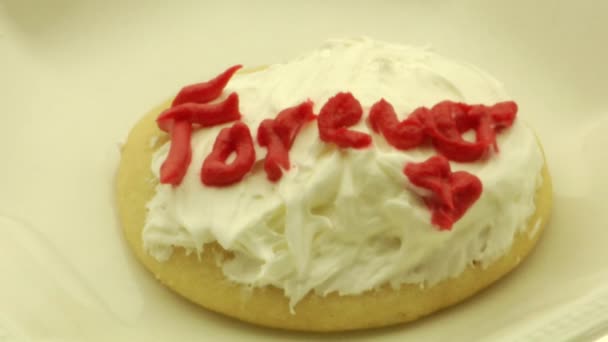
[1,1,607,341]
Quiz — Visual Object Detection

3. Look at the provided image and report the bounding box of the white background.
[1,1,607,341]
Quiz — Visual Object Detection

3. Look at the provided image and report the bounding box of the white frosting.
[143,38,543,310]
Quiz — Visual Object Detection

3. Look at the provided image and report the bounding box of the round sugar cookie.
[115,96,552,332]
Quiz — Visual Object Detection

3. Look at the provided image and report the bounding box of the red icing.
[201,122,256,186]
[257,101,316,181]
[419,100,517,162]
[156,67,518,228]
[172,65,242,106]
[318,92,372,148]
[369,100,517,162]
[258,120,289,182]
[404,155,482,230]
[468,101,518,152]
[159,120,192,186]
[157,66,243,186]
[369,99,426,150]
[273,100,316,148]
[157,92,241,132]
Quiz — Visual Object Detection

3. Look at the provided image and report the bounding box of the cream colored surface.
[2,1,608,341]
[117,99,552,331]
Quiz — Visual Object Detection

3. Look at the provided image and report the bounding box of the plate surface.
[1,1,607,341]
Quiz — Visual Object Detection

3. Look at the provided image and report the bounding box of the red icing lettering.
[258,120,289,182]
[318,92,371,148]
[404,155,482,230]
[468,101,518,152]
[273,100,316,148]
[157,66,243,186]
[419,101,486,162]
[156,68,519,228]
[159,120,192,186]
[172,65,242,106]
[257,101,315,181]
[419,100,517,162]
[157,92,241,132]
[369,99,426,150]
[201,122,256,186]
